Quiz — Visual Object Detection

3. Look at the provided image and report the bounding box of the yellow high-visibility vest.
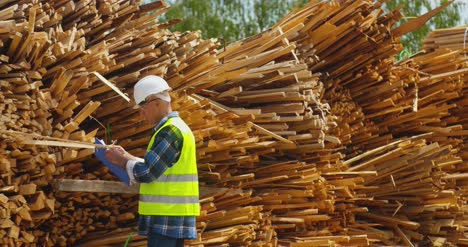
[139,117,200,216]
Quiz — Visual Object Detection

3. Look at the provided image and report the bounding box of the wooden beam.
[91,71,130,102]
[53,179,139,194]
[53,179,229,198]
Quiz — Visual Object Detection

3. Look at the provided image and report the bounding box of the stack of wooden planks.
[241,1,466,246]
[0,0,204,246]
[346,134,466,245]
[166,24,333,159]
[423,25,468,51]
[0,0,289,245]
[1,0,467,246]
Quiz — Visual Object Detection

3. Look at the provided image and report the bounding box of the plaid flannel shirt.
[131,112,197,239]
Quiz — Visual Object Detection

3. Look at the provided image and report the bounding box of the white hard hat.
[133,75,171,105]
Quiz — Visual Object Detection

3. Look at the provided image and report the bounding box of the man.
[105,75,199,247]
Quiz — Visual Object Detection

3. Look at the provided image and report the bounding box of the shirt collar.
[153,111,179,131]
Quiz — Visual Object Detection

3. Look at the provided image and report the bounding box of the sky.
[418,0,468,26]
[461,1,468,25]
[448,0,468,25]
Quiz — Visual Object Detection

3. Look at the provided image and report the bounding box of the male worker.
[105,75,199,247]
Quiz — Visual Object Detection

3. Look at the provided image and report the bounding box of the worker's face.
[138,98,163,125]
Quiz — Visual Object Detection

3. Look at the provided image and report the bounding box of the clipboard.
[94,138,131,186]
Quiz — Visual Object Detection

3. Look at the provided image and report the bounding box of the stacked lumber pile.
[168,24,332,159]
[177,1,467,246]
[275,0,405,83]
[420,27,468,150]
[423,25,468,51]
[190,189,274,247]
[0,0,289,245]
[347,134,466,245]
[317,26,467,247]
[274,0,461,156]
[419,27,468,246]
[0,1,223,246]
[266,0,468,245]
[345,26,468,245]
[1,0,467,246]
[272,0,404,158]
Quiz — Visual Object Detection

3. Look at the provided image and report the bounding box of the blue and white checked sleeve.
[130,125,184,183]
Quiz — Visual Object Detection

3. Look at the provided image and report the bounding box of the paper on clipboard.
[94,138,130,186]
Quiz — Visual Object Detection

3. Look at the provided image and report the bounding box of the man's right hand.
[105,146,133,168]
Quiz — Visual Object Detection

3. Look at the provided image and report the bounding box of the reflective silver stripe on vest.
[140,195,199,204]
[156,174,198,182]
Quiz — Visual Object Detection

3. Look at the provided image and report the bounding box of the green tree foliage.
[159,0,308,45]
[155,0,466,52]
[383,0,467,54]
